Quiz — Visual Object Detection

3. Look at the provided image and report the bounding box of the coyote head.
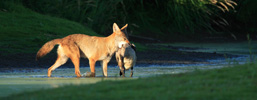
[112,23,130,49]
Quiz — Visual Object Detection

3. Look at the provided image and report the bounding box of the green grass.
[0,1,98,54]
[2,64,256,100]
[0,1,151,54]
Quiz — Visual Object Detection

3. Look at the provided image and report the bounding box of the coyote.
[115,43,136,77]
[36,23,130,77]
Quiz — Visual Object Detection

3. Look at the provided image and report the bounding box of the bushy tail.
[36,39,62,60]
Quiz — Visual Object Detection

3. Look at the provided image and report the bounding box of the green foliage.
[3,64,257,99]
[235,0,257,33]
[1,0,256,42]
[0,1,98,54]
[22,0,244,41]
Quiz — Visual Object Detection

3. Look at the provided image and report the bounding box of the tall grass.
[234,0,257,34]
[21,0,254,41]
[0,0,97,54]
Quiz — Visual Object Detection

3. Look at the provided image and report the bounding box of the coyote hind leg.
[61,42,81,78]
[48,46,68,77]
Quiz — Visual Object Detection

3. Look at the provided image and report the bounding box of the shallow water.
[1,41,254,97]
[0,57,245,97]
[0,66,199,97]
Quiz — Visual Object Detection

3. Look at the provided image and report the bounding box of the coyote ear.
[113,23,121,33]
[121,24,128,30]
[121,24,129,38]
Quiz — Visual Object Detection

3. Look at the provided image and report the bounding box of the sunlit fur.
[36,23,130,77]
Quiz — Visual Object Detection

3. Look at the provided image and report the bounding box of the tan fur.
[36,23,130,77]
[36,39,62,60]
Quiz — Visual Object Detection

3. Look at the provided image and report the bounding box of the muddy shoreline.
[0,44,241,70]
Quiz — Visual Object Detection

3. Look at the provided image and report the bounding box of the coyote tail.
[36,39,62,60]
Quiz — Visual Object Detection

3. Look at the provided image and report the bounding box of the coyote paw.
[84,72,95,77]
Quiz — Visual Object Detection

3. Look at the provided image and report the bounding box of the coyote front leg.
[86,59,96,77]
